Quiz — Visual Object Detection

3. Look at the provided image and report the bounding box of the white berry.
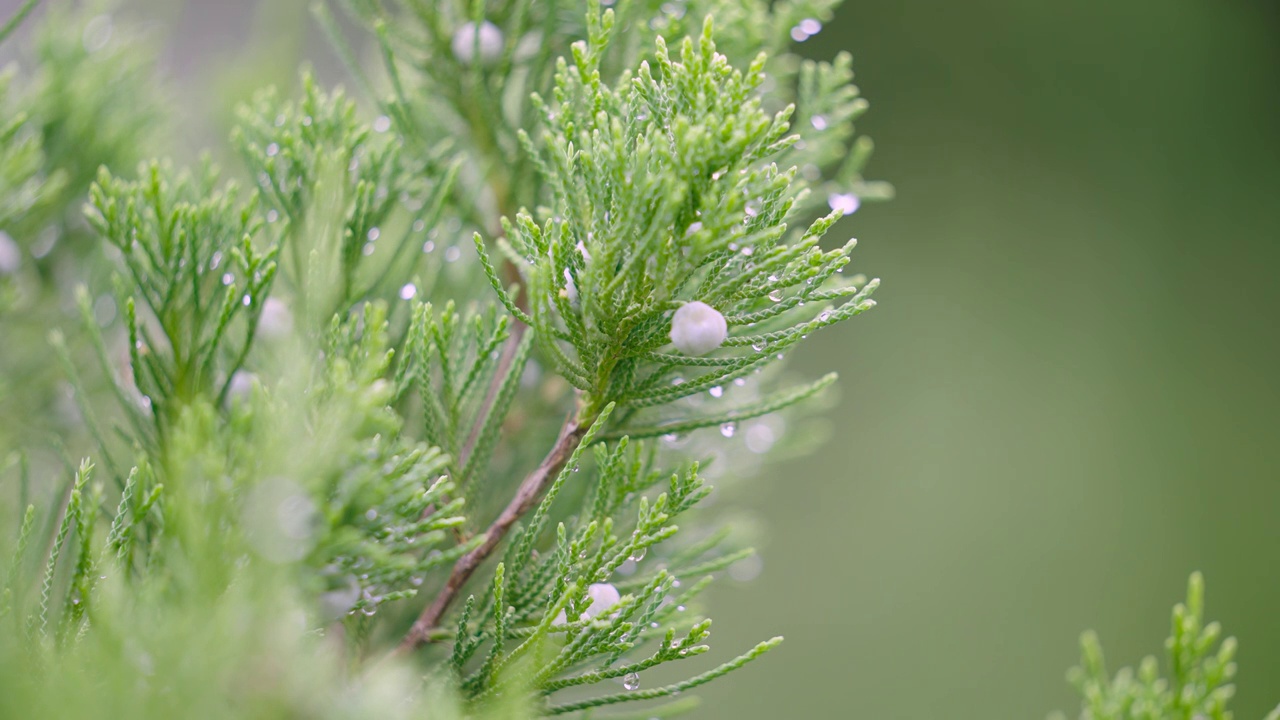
[553,582,621,625]
[452,21,504,66]
[0,232,21,275]
[583,583,621,618]
[258,297,294,340]
[670,301,727,356]
[827,192,860,215]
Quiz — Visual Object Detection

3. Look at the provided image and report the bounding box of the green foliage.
[1,0,889,718]
[0,0,167,456]
[233,74,458,320]
[1054,573,1278,720]
[0,67,63,231]
[85,161,278,439]
[478,13,877,432]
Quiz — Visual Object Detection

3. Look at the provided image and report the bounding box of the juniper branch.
[400,402,615,652]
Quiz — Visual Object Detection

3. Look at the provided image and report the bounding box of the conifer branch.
[400,402,614,652]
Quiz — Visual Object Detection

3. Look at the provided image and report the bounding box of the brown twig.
[398,410,588,654]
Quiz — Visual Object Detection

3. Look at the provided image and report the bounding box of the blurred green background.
[712,2,1280,718]
[6,0,1279,717]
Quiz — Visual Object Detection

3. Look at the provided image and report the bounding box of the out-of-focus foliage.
[1053,574,1275,720]
[0,0,166,461]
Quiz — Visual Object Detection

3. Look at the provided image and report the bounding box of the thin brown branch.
[398,410,588,654]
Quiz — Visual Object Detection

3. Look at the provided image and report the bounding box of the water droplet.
[709,386,723,398]
[629,547,647,562]
[422,240,436,254]
[361,605,377,617]
[811,115,828,130]
[720,422,736,438]
[410,576,424,587]
[365,509,378,521]
[266,143,280,157]
[400,283,418,300]
[800,18,823,35]
[413,219,426,233]
[373,116,392,133]
[733,377,746,387]
[623,673,640,691]
[676,604,687,612]
[266,209,279,223]
[768,290,783,302]
[751,343,765,352]
[444,246,462,262]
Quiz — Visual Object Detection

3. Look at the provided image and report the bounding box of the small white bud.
[226,370,256,405]
[258,297,293,339]
[670,301,727,356]
[563,268,578,304]
[452,21,504,66]
[552,582,621,625]
[828,193,860,215]
[583,583,621,618]
[0,231,21,275]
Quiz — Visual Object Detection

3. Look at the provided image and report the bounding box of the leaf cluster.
[477,12,878,436]
[1055,573,1263,720]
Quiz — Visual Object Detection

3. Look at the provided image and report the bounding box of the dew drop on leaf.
[720,422,736,438]
[623,673,640,691]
